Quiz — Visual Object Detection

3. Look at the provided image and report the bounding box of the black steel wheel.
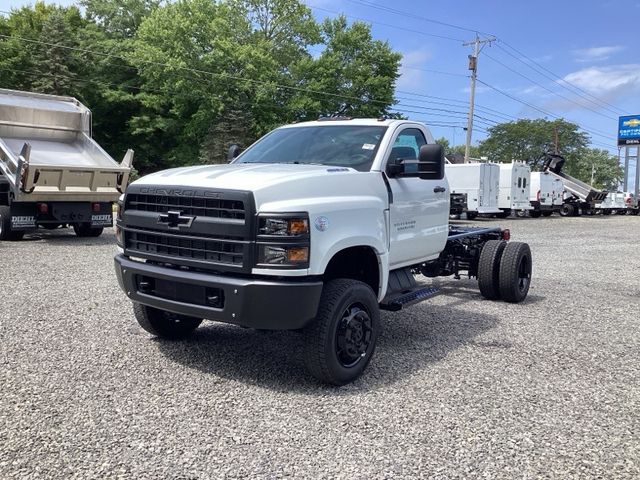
[498,242,532,303]
[559,204,574,217]
[133,302,203,339]
[73,223,104,237]
[303,279,380,385]
[478,240,506,300]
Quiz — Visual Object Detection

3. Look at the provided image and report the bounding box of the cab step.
[380,286,441,311]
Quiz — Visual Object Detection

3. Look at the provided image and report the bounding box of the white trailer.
[445,162,501,219]
[529,172,563,217]
[498,161,532,217]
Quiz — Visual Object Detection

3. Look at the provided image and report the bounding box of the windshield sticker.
[362,143,376,150]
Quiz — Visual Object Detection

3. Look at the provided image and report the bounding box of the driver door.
[385,127,449,268]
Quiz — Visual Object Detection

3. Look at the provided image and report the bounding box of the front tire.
[530,210,542,218]
[498,242,532,303]
[478,240,506,300]
[73,223,104,237]
[133,303,203,339]
[303,279,380,386]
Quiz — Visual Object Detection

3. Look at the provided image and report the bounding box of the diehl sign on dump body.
[618,115,640,146]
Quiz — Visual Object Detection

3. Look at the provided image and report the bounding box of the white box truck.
[498,161,532,218]
[529,172,563,217]
[445,162,501,219]
[596,192,627,215]
[114,118,533,385]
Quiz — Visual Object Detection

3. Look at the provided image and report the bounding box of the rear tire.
[303,279,380,386]
[73,223,104,237]
[560,204,574,217]
[133,302,202,339]
[498,242,532,303]
[0,206,24,241]
[478,240,506,300]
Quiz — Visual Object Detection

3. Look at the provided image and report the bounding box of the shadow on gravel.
[155,304,498,394]
[18,229,116,246]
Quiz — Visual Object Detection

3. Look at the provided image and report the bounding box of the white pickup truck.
[114,119,532,385]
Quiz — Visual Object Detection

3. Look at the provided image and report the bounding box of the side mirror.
[227,144,242,162]
[418,144,444,180]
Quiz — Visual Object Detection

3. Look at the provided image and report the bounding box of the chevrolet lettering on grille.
[157,210,195,230]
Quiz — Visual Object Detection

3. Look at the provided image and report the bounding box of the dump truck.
[541,153,607,216]
[0,88,133,240]
[114,118,533,385]
[445,162,501,220]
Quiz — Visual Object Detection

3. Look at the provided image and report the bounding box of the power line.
[476,79,617,146]
[495,42,625,116]
[306,3,464,42]
[345,0,493,36]
[484,52,618,121]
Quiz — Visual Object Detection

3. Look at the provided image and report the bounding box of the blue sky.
[1,0,639,159]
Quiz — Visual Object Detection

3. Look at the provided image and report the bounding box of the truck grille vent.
[126,230,244,266]
[127,194,245,220]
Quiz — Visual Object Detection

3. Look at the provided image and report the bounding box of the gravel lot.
[1,215,639,479]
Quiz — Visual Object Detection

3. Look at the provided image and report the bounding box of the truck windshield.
[236,125,387,172]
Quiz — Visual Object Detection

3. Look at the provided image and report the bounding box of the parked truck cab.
[115,119,532,385]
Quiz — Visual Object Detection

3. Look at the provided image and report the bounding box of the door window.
[517,178,522,188]
[388,128,427,174]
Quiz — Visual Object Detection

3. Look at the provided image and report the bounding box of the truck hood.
[131,163,357,192]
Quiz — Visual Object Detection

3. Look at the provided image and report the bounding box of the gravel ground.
[1,215,639,479]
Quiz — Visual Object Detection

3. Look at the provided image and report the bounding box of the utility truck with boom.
[114,119,533,385]
[0,89,133,240]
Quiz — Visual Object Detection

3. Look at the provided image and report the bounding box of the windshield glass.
[236,125,387,172]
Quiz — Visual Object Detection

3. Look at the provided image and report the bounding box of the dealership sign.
[618,115,640,146]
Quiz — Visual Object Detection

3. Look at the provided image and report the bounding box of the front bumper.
[114,255,323,330]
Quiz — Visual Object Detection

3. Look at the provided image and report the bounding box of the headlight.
[256,213,310,268]
[258,245,309,266]
[259,216,309,236]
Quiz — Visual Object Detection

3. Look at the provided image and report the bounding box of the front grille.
[126,193,245,220]
[126,230,245,266]
[122,187,255,272]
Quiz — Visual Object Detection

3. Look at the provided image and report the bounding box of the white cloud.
[563,64,640,98]
[573,45,625,62]
[396,48,432,91]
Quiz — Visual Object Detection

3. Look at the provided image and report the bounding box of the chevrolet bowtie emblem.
[623,118,640,127]
[157,210,195,229]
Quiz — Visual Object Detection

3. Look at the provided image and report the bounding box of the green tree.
[81,0,161,38]
[290,15,401,119]
[564,148,623,191]
[479,119,589,170]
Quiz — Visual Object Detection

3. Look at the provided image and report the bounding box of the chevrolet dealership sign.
[618,115,640,146]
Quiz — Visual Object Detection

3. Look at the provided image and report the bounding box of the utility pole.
[554,125,559,155]
[463,34,496,163]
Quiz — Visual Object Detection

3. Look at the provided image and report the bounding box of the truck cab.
[115,119,532,385]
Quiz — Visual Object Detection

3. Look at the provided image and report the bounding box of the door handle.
[433,186,446,193]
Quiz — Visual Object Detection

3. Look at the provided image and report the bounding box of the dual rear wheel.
[478,240,532,303]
